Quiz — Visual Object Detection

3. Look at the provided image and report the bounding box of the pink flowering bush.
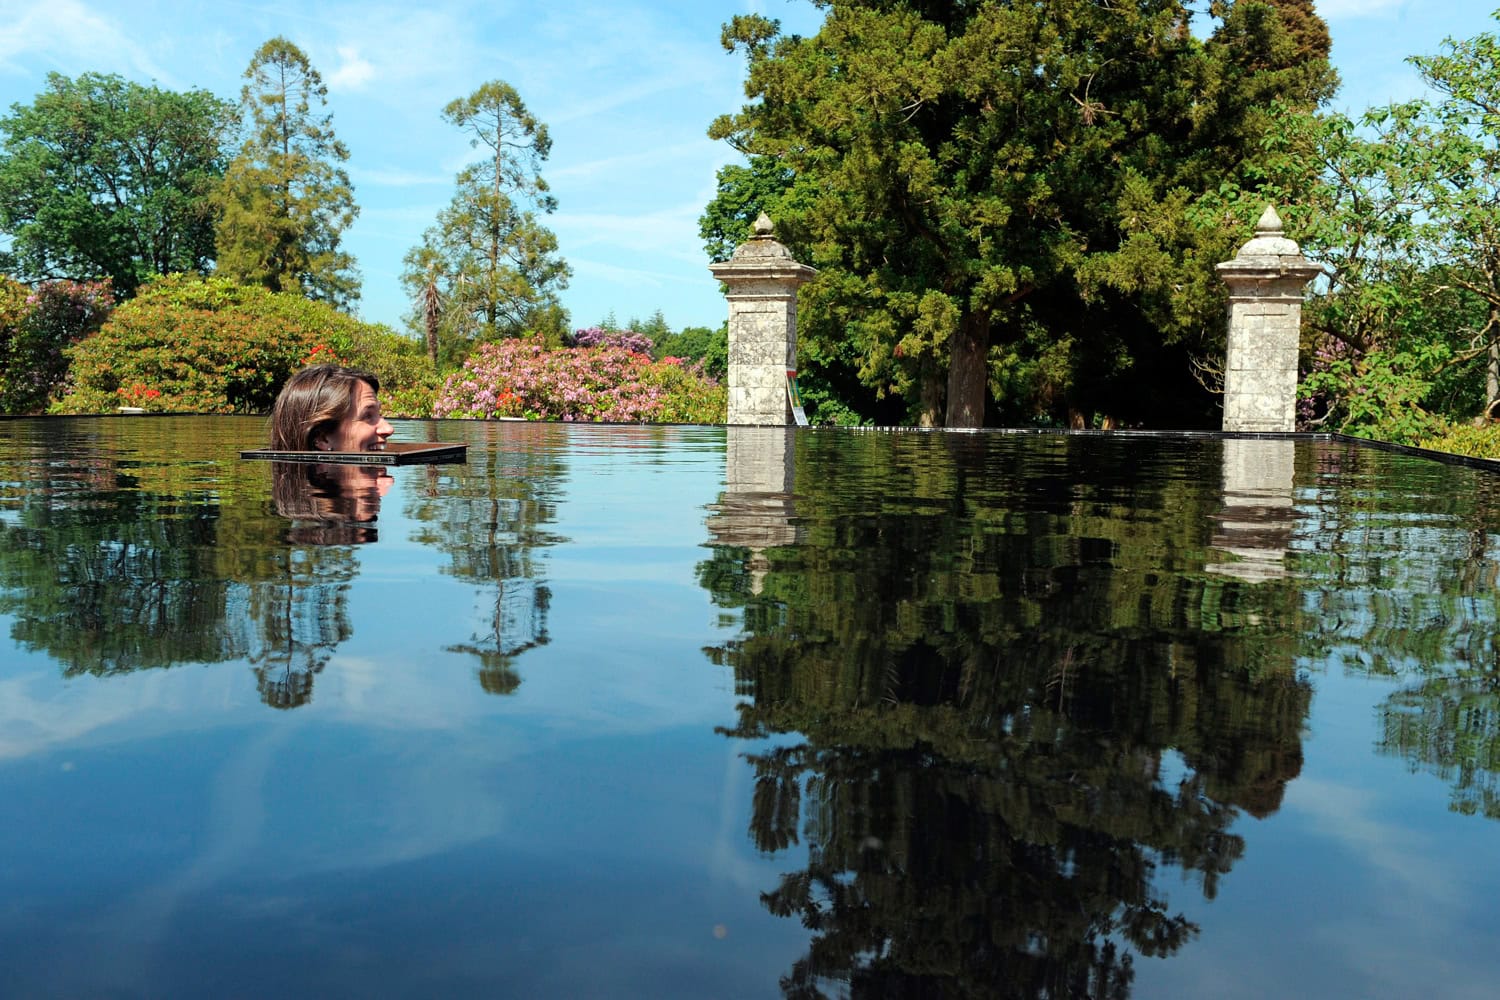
[568,326,655,354]
[434,339,726,423]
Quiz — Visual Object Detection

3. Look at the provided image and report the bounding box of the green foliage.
[339,321,441,417]
[215,37,360,307]
[705,1,1337,427]
[698,156,797,263]
[401,80,570,355]
[639,358,729,424]
[1300,344,1449,443]
[0,277,114,413]
[652,322,728,380]
[1285,14,1500,434]
[58,273,392,414]
[0,73,233,296]
[1416,423,1500,460]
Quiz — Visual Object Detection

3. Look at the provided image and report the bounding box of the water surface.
[1,418,1496,998]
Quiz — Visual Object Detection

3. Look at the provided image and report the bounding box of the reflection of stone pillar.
[1209,439,1296,582]
[709,214,817,426]
[1216,206,1322,432]
[705,426,801,594]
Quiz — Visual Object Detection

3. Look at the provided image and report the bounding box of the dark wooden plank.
[240,441,468,465]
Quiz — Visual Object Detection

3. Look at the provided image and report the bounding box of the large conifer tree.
[214,37,360,308]
[707,0,1336,427]
[401,81,570,356]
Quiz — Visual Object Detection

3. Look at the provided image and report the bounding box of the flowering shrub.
[568,326,654,354]
[0,277,114,414]
[58,274,435,415]
[434,339,725,423]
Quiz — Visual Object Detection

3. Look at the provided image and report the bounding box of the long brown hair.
[268,365,381,451]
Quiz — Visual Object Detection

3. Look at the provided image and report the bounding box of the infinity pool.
[1,417,1497,998]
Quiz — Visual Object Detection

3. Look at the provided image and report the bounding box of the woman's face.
[322,381,393,452]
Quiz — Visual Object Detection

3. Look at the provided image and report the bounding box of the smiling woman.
[268,364,394,452]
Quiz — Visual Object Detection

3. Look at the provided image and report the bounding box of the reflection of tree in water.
[1298,444,1500,820]
[404,423,566,694]
[701,432,1312,998]
[247,546,358,709]
[0,418,365,709]
[0,422,267,673]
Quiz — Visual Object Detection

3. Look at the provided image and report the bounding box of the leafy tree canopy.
[1276,12,1500,441]
[705,0,1337,428]
[0,72,233,297]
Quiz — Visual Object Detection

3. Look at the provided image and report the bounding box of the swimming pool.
[1,417,1495,998]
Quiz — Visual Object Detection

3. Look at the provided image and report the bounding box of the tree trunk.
[1488,311,1499,412]
[945,311,990,428]
[918,358,944,427]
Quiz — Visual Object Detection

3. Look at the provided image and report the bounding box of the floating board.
[787,370,809,427]
[240,441,468,465]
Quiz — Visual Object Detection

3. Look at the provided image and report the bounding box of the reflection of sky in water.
[1139,666,1500,1000]
[0,422,808,997]
[4,423,1500,997]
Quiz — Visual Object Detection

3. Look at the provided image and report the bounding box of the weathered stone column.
[709,213,817,425]
[1216,206,1323,433]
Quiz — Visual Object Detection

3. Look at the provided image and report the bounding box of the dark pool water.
[2,417,1498,999]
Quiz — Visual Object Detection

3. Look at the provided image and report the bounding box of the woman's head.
[269,365,393,453]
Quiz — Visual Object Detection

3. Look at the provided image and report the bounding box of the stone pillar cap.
[1216,204,1323,280]
[709,213,817,283]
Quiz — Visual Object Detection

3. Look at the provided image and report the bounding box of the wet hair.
[268,365,381,452]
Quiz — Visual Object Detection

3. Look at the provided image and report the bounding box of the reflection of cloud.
[709,738,781,891]
[1287,776,1457,904]
[0,669,234,761]
[82,725,290,994]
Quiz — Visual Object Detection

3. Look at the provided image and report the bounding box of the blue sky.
[0,0,1494,336]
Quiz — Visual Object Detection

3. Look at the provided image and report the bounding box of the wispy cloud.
[0,0,177,84]
[326,44,374,91]
[550,141,714,181]
[352,166,452,188]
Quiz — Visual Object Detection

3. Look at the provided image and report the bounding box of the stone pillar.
[1216,205,1323,433]
[709,213,817,425]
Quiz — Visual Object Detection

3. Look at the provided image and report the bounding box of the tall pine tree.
[215,37,359,308]
[401,81,570,356]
